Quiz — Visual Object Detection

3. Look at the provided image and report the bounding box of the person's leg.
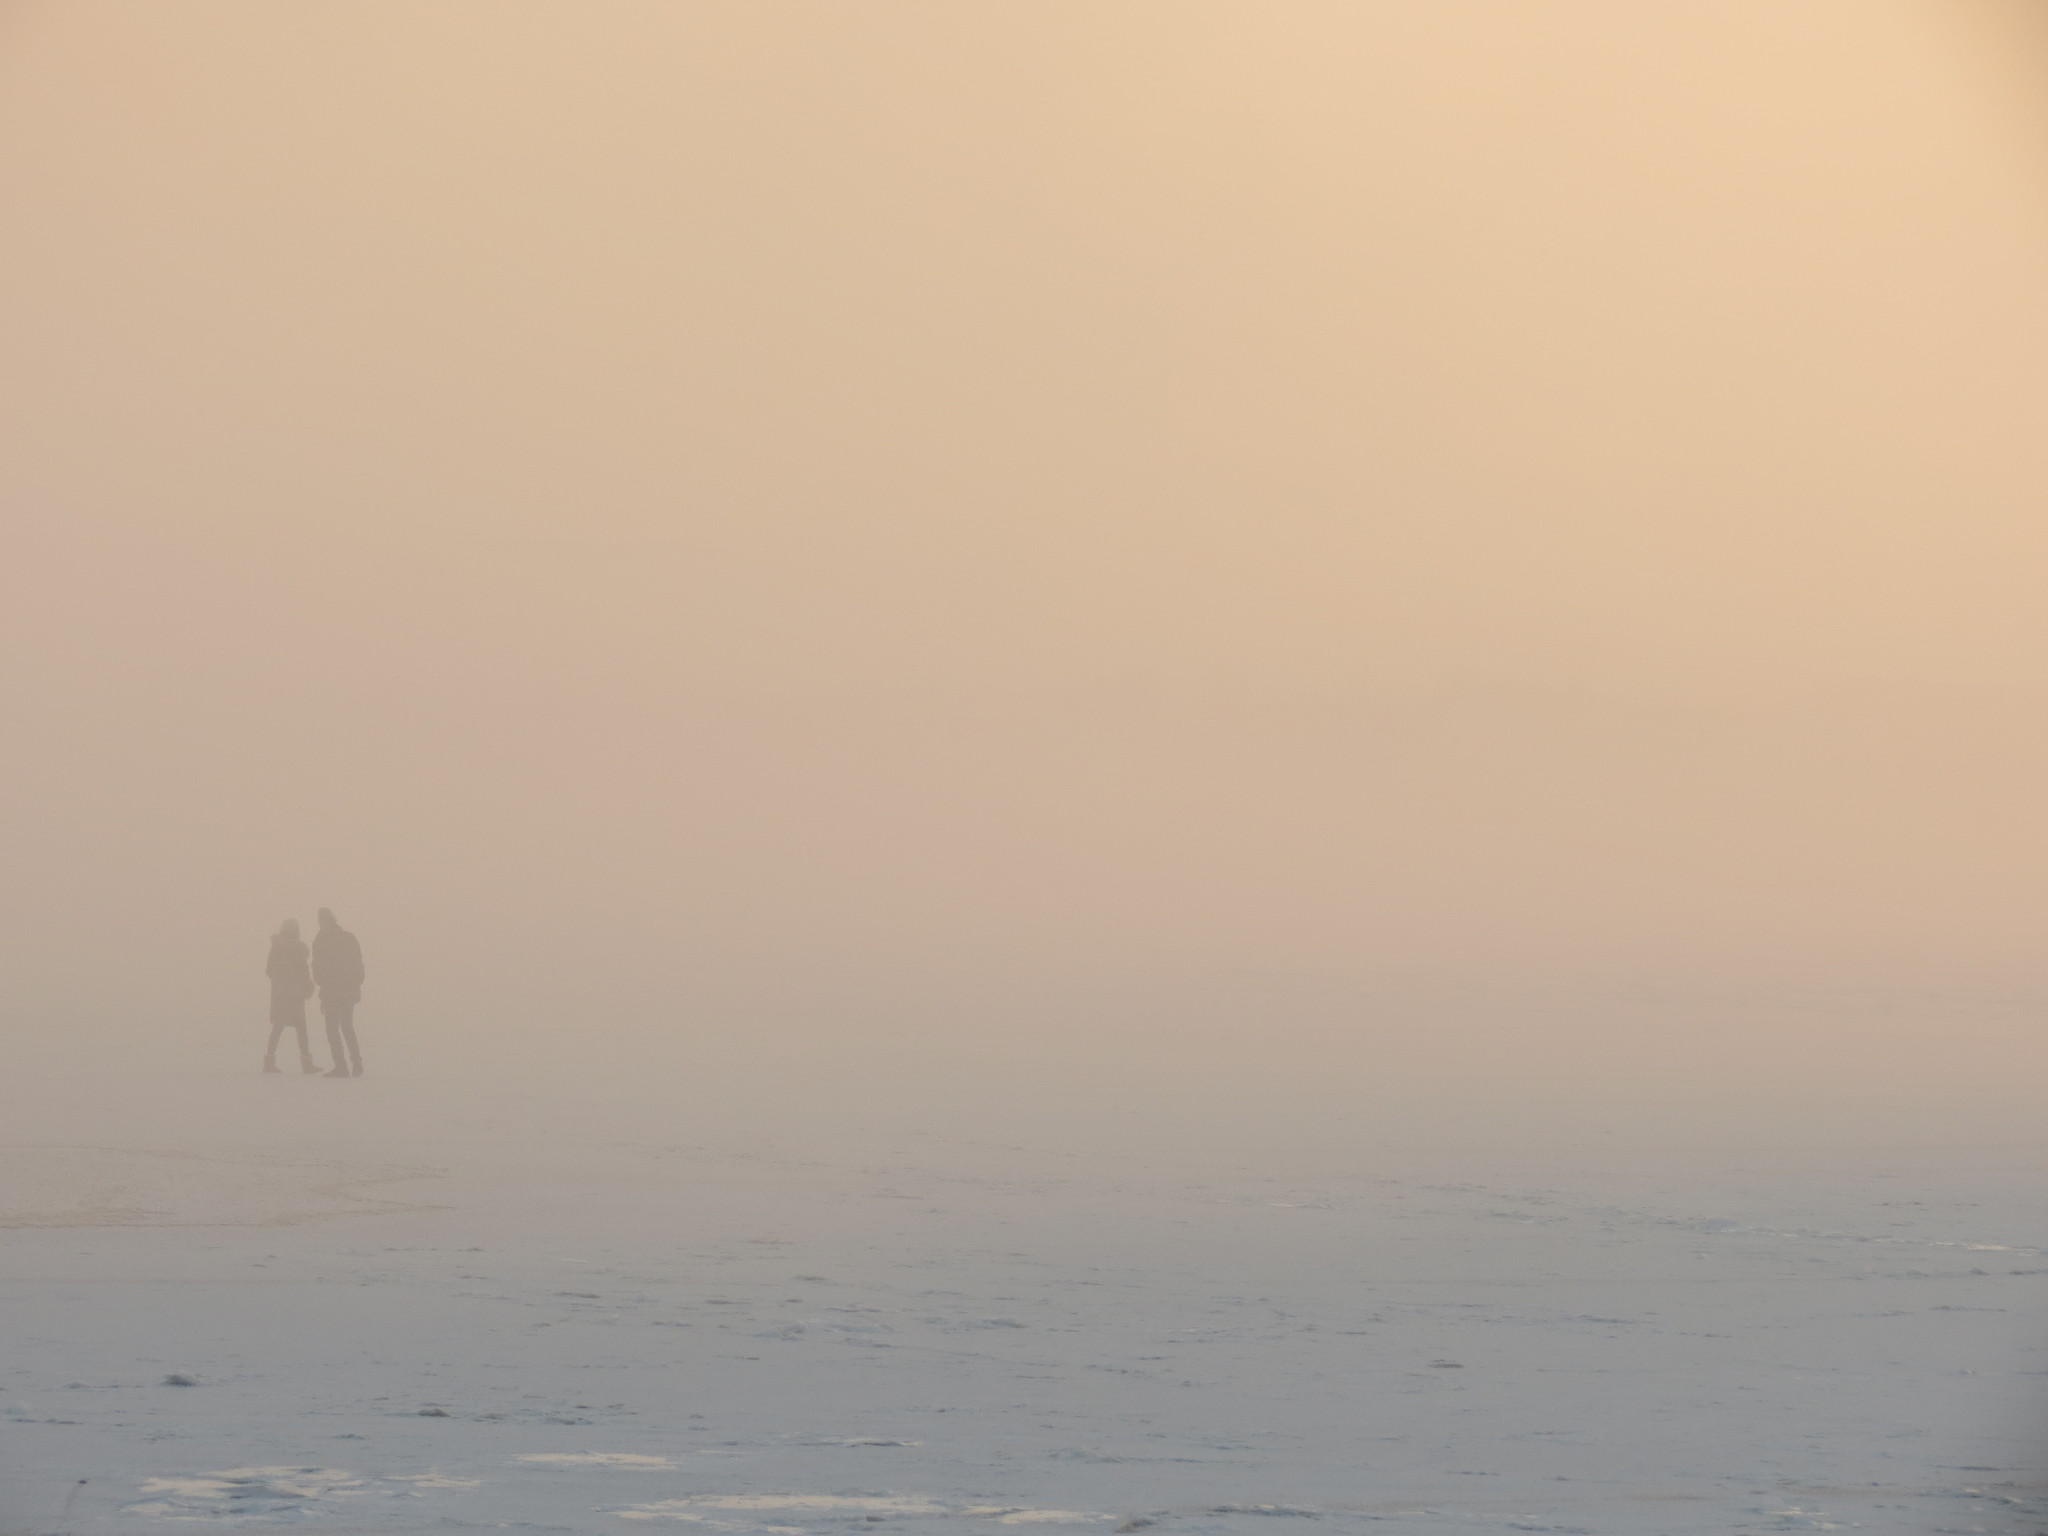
[264,1023,284,1071]
[291,1020,319,1072]
[323,1001,350,1076]
[337,1002,363,1075]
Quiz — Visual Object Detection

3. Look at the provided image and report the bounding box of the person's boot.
[351,1061,364,1077]
[325,1064,351,1077]
[262,1057,280,1074]
[299,1056,322,1074]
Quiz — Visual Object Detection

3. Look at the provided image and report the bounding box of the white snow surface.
[4,1033,2047,1536]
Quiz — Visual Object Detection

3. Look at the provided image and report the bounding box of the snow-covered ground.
[5,1018,2047,1536]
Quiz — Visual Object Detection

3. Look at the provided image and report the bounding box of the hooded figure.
[311,906,367,1077]
[263,918,320,1073]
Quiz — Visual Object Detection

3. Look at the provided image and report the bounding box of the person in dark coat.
[263,918,320,1073]
[311,906,366,1078]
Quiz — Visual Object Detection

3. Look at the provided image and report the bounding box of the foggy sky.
[5,2,2048,1068]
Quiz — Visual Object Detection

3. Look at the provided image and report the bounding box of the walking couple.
[265,908,366,1077]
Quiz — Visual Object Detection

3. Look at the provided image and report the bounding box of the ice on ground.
[519,1452,678,1468]
[13,1054,2048,1536]
[121,1465,487,1521]
[123,1467,365,1520]
[0,1146,438,1228]
[617,1497,1112,1526]
[979,1512,1114,1525]
[684,1496,953,1513]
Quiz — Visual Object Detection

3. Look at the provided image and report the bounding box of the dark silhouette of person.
[263,918,320,1073]
[311,907,366,1078]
